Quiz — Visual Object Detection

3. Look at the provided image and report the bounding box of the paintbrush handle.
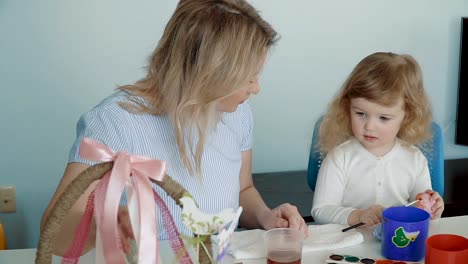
[341,222,365,232]
[340,200,421,233]
[404,199,420,207]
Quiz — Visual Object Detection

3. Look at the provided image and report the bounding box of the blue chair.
[306,116,324,192]
[418,122,445,196]
[306,117,444,195]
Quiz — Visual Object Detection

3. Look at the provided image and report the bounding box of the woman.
[41,0,308,256]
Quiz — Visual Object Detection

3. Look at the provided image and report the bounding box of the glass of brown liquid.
[263,228,304,264]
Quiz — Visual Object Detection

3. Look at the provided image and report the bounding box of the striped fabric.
[69,91,253,239]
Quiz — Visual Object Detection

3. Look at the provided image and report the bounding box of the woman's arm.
[238,150,308,236]
[40,162,97,256]
[238,150,271,228]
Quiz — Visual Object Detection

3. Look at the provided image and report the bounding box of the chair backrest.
[306,116,324,192]
[306,117,444,196]
[418,122,445,196]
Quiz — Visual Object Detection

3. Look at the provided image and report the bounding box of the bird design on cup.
[392,227,420,248]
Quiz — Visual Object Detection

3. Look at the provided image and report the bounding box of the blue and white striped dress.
[68,91,253,239]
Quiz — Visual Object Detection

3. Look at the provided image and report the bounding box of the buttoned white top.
[311,138,431,225]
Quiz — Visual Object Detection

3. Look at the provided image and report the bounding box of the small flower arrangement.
[179,193,243,263]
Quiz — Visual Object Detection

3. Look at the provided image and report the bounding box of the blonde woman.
[42,0,307,256]
[311,52,444,227]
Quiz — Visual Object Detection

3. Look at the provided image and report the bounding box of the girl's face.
[216,76,260,112]
[350,97,405,157]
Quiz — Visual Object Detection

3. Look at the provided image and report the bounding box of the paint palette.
[325,254,421,264]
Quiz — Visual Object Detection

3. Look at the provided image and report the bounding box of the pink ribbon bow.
[79,137,166,264]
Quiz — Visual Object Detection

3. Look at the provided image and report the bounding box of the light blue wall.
[0,0,467,249]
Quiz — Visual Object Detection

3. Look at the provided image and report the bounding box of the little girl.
[311,52,444,227]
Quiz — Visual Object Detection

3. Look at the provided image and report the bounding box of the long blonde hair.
[119,0,278,176]
[319,52,432,153]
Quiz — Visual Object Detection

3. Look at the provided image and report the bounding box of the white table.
[1,215,467,263]
[235,215,468,264]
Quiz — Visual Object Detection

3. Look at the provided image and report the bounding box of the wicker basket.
[36,161,212,264]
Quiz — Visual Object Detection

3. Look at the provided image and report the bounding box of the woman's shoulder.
[77,91,172,139]
[89,91,134,111]
[84,91,152,120]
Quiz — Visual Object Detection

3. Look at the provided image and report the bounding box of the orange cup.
[425,234,468,264]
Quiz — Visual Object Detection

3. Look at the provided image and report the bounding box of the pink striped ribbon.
[79,137,166,264]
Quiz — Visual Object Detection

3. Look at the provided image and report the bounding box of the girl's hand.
[259,203,309,237]
[416,190,444,219]
[353,204,385,227]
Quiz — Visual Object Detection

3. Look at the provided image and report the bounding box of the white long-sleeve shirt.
[311,138,432,225]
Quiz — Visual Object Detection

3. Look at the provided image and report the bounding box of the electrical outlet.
[0,186,16,213]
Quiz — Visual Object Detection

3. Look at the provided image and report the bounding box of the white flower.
[180,195,237,235]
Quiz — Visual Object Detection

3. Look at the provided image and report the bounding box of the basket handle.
[36,161,210,264]
[36,162,113,264]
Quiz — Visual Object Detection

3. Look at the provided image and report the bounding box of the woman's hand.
[259,203,309,237]
[351,204,385,227]
[416,189,444,219]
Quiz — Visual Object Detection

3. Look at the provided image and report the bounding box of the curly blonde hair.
[319,52,432,153]
[119,0,278,176]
